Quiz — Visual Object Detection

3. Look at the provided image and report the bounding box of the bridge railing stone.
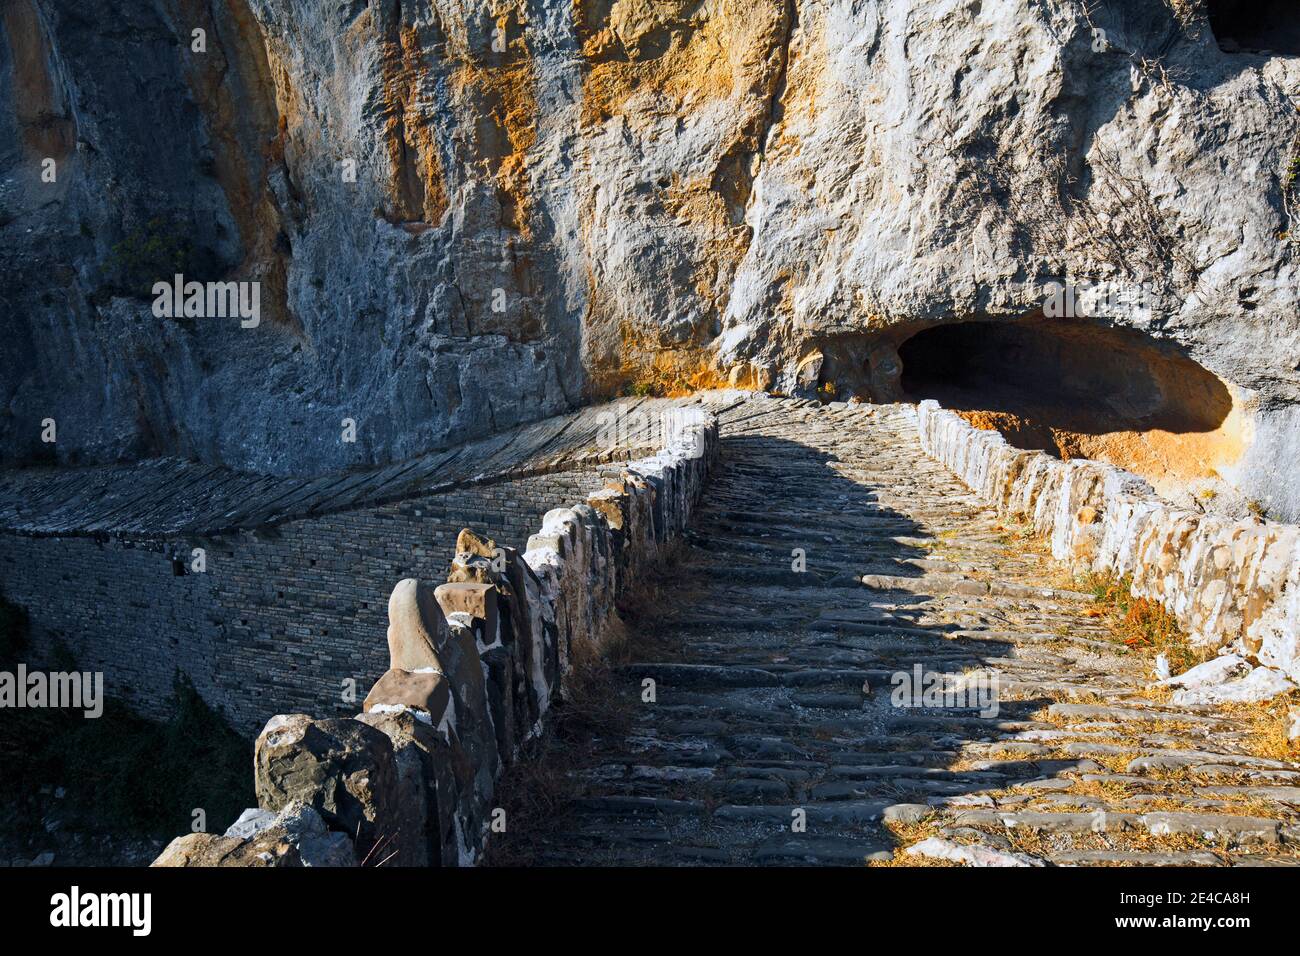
[152,407,719,868]
[916,399,1300,690]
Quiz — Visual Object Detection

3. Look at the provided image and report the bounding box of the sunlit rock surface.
[2,1,1298,514]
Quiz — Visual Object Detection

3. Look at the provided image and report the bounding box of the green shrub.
[0,603,254,842]
[50,672,253,837]
[106,217,205,299]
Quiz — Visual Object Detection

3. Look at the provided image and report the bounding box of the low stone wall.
[916,400,1300,689]
[0,467,623,734]
[153,407,718,867]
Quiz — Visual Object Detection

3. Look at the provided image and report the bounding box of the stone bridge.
[6,391,1298,866]
[0,395,724,733]
[504,396,1300,866]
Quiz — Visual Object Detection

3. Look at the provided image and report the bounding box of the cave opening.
[897,318,1242,491]
[1207,0,1300,55]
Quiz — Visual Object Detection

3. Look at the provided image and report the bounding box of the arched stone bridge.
[495,396,1300,866]
[28,390,1288,868]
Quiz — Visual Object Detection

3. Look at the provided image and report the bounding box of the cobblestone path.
[519,396,1300,866]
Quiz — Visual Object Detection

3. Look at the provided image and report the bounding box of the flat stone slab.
[905,836,1044,867]
[569,796,705,816]
[752,838,891,865]
[1141,812,1279,844]
[1050,850,1223,866]
[713,801,891,825]
[948,808,1281,844]
[949,810,1139,834]
[1049,702,1228,727]
[619,663,782,688]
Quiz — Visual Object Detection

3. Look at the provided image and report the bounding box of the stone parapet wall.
[153,406,719,868]
[0,468,624,734]
[916,400,1300,686]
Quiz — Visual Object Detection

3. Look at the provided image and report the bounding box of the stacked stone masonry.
[917,400,1300,694]
[0,396,706,733]
[151,405,719,867]
[0,469,621,732]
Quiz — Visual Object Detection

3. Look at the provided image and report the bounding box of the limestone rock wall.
[7,2,1299,517]
[153,405,717,867]
[720,4,1300,421]
[917,400,1300,690]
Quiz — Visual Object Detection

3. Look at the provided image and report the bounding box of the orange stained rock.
[378,23,450,226]
[0,0,75,158]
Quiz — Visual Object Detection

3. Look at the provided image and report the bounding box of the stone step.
[1049,850,1223,866]
[945,808,1282,843]
[492,397,1300,868]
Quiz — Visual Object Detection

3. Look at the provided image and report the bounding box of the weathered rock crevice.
[0,0,74,163]
[375,10,449,229]
[166,0,295,330]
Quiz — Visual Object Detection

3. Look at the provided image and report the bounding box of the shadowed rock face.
[1209,0,1300,55]
[894,317,1253,502]
[2,1,1298,490]
[899,319,1235,437]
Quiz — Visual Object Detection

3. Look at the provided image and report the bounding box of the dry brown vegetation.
[1222,695,1300,764]
[1078,570,1209,673]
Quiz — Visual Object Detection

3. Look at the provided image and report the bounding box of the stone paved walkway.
[517,396,1300,866]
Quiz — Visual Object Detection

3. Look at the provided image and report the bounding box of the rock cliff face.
[3,1,1299,509]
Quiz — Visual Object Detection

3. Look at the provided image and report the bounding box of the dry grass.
[1220,693,1300,764]
[615,539,692,629]
[949,746,1064,772]
[871,789,1268,866]
[1090,749,1147,774]
[1065,573,1300,766]
[557,619,638,738]
[1077,571,1209,673]
[482,635,636,866]
[1008,824,1233,861]
[1031,702,1204,740]
[870,813,960,867]
[1004,771,1284,819]
[993,520,1047,550]
[870,853,961,868]
[972,710,1297,820]
[1140,682,1175,706]
[1161,0,1205,26]
[483,616,643,865]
